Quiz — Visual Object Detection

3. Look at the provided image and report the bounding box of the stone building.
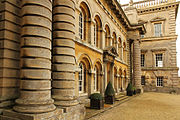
[0,0,179,120]
[121,0,180,93]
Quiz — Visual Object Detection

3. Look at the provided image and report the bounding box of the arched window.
[105,25,110,47]
[94,21,98,47]
[79,63,85,93]
[79,11,84,40]
[112,32,117,47]
[118,37,122,60]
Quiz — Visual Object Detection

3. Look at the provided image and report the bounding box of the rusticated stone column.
[13,0,56,113]
[52,0,78,107]
[133,39,142,91]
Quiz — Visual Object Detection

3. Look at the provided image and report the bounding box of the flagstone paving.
[88,92,180,120]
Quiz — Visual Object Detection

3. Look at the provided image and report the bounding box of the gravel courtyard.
[89,92,180,120]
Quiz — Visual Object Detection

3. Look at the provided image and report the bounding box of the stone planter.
[127,91,133,96]
[90,99,104,109]
[105,95,115,104]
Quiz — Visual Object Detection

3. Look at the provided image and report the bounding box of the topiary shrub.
[105,82,115,96]
[133,87,136,95]
[126,83,133,96]
[105,82,115,104]
[90,93,104,109]
[90,93,103,100]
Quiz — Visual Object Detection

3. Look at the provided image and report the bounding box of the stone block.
[53,22,74,32]
[53,56,75,64]
[2,21,21,34]
[53,14,74,23]
[21,48,51,59]
[53,31,75,39]
[20,80,51,90]
[20,69,51,80]
[22,6,52,21]
[53,7,74,17]
[0,30,20,43]
[21,37,51,49]
[22,26,51,39]
[52,81,75,89]
[0,87,19,101]
[0,69,20,78]
[20,58,51,69]
[2,109,63,120]
[22,0,52,11]
[53,39,75,47]
[4,2,20,16]
[0,59,20,69]
[53,0,74,9]
[0,49,20,60]
[19,91,51,101]
[3,11,21,25]
[0,78,19,87]
[3,40,20,51]
[53,64,75,72]
[52,72,75,80]
[53,47,75,56]
[22,16,51,29]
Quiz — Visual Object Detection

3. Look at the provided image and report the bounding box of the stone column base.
[0,104,85,120]
[0,109,63,120]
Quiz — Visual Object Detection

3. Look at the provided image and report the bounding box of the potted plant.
[126,83,133,96]
[105,82,115,104]
[133,87,136,95]
[90,93,104,109]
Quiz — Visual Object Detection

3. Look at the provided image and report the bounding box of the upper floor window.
[154,23,162,37]
[94,21,98,47]
[156,54,163,67]
[141,54,145,67]
[157,77,163,87]
[79,12,84,40]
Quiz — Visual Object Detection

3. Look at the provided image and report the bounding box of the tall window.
[141,54,145,67]
[157,77,163,87]
[141,76,145,85]
[154,23,162,37]
[156,54,163,67]
[94,67,97,91]
[79,12,83,40]
[79,63,84,93]
[94,21,98,47]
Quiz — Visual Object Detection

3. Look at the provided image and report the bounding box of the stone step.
[116,96,129,101]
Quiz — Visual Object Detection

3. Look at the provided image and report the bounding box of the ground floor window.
[79,63,85,93]
[157,77,163,87]
[141,76,145,85]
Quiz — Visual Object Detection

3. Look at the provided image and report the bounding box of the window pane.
[154,23,162,37]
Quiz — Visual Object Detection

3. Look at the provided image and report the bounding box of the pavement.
[88,92,180,120]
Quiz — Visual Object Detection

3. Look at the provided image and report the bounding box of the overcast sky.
[120,0,180,76]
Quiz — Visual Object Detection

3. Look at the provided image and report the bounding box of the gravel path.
[89,92,180,120]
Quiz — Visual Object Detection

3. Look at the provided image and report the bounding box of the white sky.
[120,0,180,76]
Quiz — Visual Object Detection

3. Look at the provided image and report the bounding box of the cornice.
[137,1,180,15]
[141,35,178,42]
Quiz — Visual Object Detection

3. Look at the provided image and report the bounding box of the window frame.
[79,63,85,93]
[79,11,84,40]
[155,53,163,67]
[141,54,145,67]
[154,23,162,37]
[156,77,163,87]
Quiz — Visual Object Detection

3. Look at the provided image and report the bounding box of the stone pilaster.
[88,70,94,97]
[110,63,114,88]
[133,39,142,91]
[52,0,78,107]
[104,62,108,90]
[13,0,56,113]
[101,29,106,49]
